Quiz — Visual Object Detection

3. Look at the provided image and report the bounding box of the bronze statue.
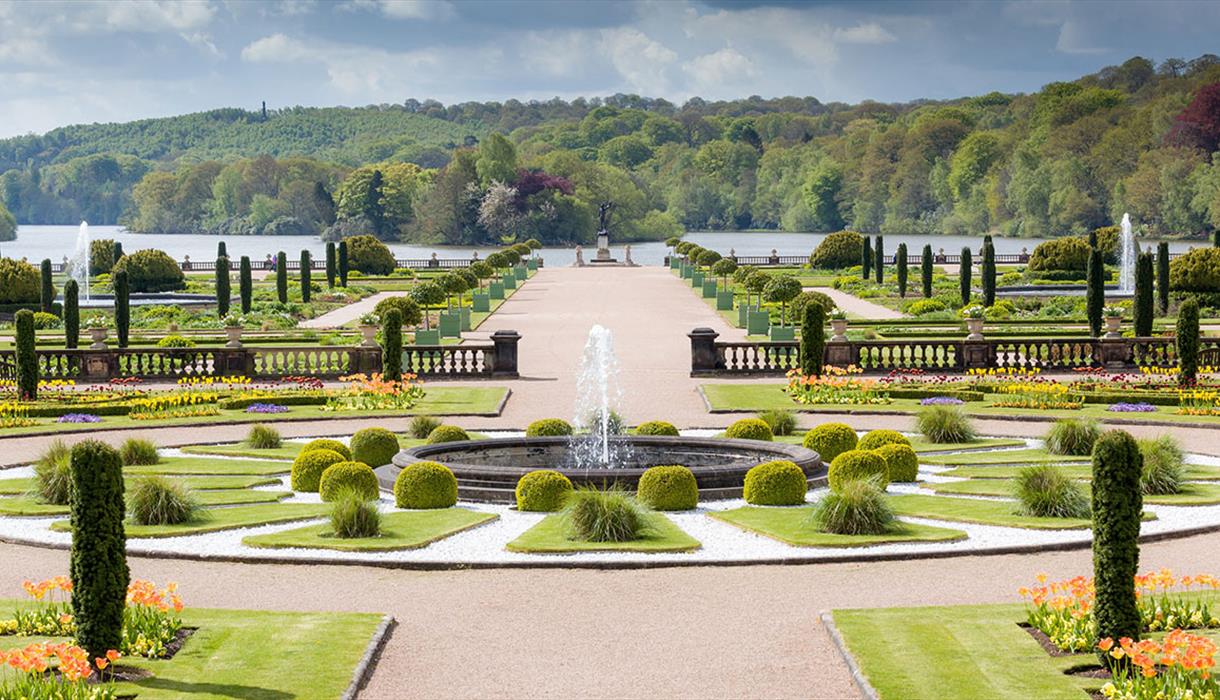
[597,202,613,232]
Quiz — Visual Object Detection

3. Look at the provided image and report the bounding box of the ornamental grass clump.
[634,420,679,436]
[329,488,382,539]
[1014,465,1090,519]
[118,438,159,466]
[126,476,201,526]
[407,415,442,440]
[802,423,858,463]
[564,486,648,542]
[1138,435,1184,496]
[810,480,894,535]
[915,405,977,444]
[32,440,72,505]
[637,465,699,511]
[724,418,773,441]
[515,470,573,512]
[756,409,797,437]
[1045,418,1101,456]
[245,424,281,449]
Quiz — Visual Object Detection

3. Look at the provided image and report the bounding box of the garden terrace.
[48,256,545,274]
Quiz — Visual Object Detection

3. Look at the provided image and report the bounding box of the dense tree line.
[5,54,1220,241]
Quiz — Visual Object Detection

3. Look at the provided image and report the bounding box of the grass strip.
[125,456,292,476]
[920,448,1090,466]
[0,474,278,495]
[50,503,329,538]
[926,479,1220,506]
[506,512,700,553]
[243,508,497,551]
[0,489,290,516]
[937,463,1220,481]
[709,506,966,547]
[886,494,1099,530]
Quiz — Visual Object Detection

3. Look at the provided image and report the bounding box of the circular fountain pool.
[378,436,825,504]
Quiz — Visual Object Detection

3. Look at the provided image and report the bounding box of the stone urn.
[225,326,244,348]
[830,319,849,342]
[1104,316,1122,338]
[965,318,985,340]
[359,324,379,347]
[88,328,108,350]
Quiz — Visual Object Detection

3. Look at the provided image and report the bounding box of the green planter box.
[413,329,440,345]
[702,280,717,298]
[488,282,505,300]
[527,259,538,271]
[459,307,472,331]
[680,264,692,279]
[691,271,704,287]
[747,310,770,335]
[717,290,735,310]
[514,265,527,281]
[438,312,461,338]
[670,257,680,270]
[737,303,751,327]
[472,292,490,312]
[769,325,796,341]
[503,273,517,290]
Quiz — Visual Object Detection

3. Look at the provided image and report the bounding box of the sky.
[2,0,1219,138]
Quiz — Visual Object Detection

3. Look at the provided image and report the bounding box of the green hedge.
[217,394,328,410]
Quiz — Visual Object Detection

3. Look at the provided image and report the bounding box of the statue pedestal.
[590,229,619,265]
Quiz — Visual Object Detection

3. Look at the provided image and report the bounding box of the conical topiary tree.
[381,308,402,383]
[1092,429,1143,663]
[1133,251,1154,337]
[338,240,349,287]
[981,238,996,307]
[861,236,872,280]
[63,279,79,349]
[239,255,253,314]
[921,244,933,298]
[325,242,337,288]
[300,250,312,303]
[896,243,908,298]
[215,255,231,317]
[276,251,288,303]
[40,258,54,313]
[113,269,130,348]
[1156,241,1170,315]
[69,440,129,665]
[14,310,37,400]
[1086,247,1104,337]
[1177,298,1200,387]
[958,247,972,307]
[874,235,884,284]
[800,302,825,377]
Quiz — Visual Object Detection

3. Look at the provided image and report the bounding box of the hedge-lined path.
[808,286,905,319]
[0,529,1214,698]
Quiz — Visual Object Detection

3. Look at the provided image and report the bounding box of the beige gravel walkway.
[810,286,905,320]
[299,291,410,329]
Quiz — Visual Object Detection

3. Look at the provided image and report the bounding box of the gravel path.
[809,286,905,319]
[299,291,410,329]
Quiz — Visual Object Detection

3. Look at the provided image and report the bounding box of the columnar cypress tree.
[14,310,37,401]
[1092,429,1143,661]
[275,251,288,303]
[1133,251,1154,337]
[1177,298,1200,387]
[217,241,227,259]
[325,242,337,288]
[63,280,79,349]
[861,236,872,280]
[874,235,884,283]
[1215,229,1220,248]
[800,303,825,377]
[958,247,972,307]
[1086,247,1105,337]
[981,239,996,307]
[921,244,933,298]
[215,255,231,317]
[40,258,54,313]
[896,243,909,297]
[69,440,129,664]
[381,308,403,383]
[239,256,252,314]
[300,250,312,303]
[338,240,349,287]
[1156,241,1170,314]
[113,270,130,348]
[112,241,124,264]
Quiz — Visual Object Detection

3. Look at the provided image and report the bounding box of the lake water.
[1,225,1203,268]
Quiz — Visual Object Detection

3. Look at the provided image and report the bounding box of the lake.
[1,225,1203,268]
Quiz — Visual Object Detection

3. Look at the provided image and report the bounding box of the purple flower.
[920,397,964,406]
[245,403,289,414]
[1107,402,1157,413]
[58,413,102,423]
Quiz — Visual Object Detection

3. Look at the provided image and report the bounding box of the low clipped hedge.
[635,420,680,437]
[885,388,986,402]
[525,419,573,437]
[802,423,858,463]
[426,425,470,444]
[394,461,458,509]
[218,393,327,410]
[301,439,352,460]
[743,460,807,506]
[319,461,380,502]
[724,418,773,442]
[349,427,399,467]
[827,450,890,492]
[637,465,698,511]
[514,470,573,512]
[856,430,911,451]
[291,448,346,492]
[874,443,918,483]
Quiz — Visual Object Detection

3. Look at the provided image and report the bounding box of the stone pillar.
[1099,338,1132,370]
[824,342,854,368]
[428,252,439,268]
[769,248,780,265]
[214,348,253,377]
[688,327,721,375]
[490,330,521,377]
[80,350,117,382]
[960,340,993,371]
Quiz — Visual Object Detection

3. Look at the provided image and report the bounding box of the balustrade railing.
[49,257,543,274]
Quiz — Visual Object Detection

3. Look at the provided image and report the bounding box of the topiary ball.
[301,439,352,460]
[637,465,698,511]
[349,427,399,467]
[743,460,807,505]
[856,429,911,451]
[394,461,458,509]
[319,461,380,502]
[873,443,918,483]
[802,423,858,463]
[827,450,890,492]
[426,425,470,444]
[525,419,573,437]
[291,448,347,492]
[725,418,774,441]
[514,470,573,512]
[635,420,680,437]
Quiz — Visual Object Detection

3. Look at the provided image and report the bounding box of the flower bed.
[785,368,891,406]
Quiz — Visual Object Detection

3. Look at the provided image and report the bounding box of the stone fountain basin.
[377,436,825,504]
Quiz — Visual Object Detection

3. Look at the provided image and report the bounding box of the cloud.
[1055,20,1107,54]
[599,28,677,95]
[340,0,456,21]
[833,22,896,45]
[241,33,313,63]
[682,48,757,90]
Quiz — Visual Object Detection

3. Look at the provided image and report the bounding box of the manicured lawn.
[710,506,967,547]
[0,489,290,516]
[51,503,329,538]
[886,494,1104,530]
[926,478,1220,506]
[506,513,701,553]
[921,448,1090,466]
[831,602,1095,699]
[938,463,1220,481]
[182,443,304,460]
[243,508,497,551]
[125,456,291,476]
[0,474,280,495]
[774,434,1025,453]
